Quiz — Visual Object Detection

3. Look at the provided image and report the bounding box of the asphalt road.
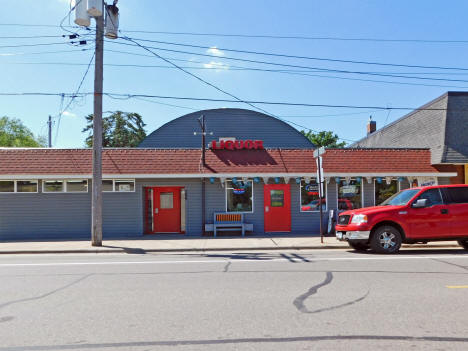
[0,248,467,351]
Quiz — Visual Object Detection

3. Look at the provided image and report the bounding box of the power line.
[118,35,468,72]
[0,41,88,49]
[2,24,468,44]
[0,91,464,112]
[118,29,468,44]
[5,60,468,89]
[0,48,92,56]
[107,40,468,84]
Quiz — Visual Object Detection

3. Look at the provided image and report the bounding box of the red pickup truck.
[335,184,468,253]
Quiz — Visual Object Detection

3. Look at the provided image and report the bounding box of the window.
[103,179,114,192]
[270,190,284,207]
[226,180,253,212]
[115,180,135,192]
[375,180,398,206]
[444,187,468,204]
[43,180,64,193]
[301,179,326,212]
[338,179,362,210]
[103,179,135,192]
[0,180,38,193]
[414,189,443,207]
[160,192,174,209]
[66,180,88,192]
[0,181,14,193]
[17,180,38,193]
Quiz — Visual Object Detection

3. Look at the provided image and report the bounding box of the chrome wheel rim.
[379,231,396,250]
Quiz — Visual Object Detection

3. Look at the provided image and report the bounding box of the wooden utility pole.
[91,14,104,246]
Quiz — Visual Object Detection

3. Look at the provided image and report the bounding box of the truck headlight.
[351,214,368,224]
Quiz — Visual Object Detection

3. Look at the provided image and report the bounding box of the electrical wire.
[117,29,468,44]
[0,48,92,56]
[107,40,468,84]
[118,35,468,72]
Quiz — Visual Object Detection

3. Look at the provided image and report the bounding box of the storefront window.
[338,180,362,210]
[115,180,135,192]
[375,180,398,205]
[301,179,326,212]
[103,179,114,192]
[226,180,253,212]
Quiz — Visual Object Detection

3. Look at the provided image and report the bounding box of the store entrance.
[264,184,291,232]
[144,186,185,234]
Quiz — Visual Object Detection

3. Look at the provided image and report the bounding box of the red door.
[145,187,183,234]
[264,184,291,232]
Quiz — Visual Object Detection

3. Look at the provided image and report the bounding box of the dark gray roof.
[139,108,314,149]
[352,92,468,164]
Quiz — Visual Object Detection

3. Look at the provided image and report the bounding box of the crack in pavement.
[293,272,369,314]
[1,334,467,350]
[0,274,92,311]
[223,261,231,272]
[293,271,333,313]
[431,258,468,271]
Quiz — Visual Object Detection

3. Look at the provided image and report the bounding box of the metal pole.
[48,115,52,148]
[318,155,323,243]
[91,14,104,246]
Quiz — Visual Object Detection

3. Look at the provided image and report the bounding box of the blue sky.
[1,0,468,147]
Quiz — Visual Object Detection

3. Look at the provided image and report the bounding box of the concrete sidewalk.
[0,236,461,254]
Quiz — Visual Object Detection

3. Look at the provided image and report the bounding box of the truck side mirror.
[412,198,428,208]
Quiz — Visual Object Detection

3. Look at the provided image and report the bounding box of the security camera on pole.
[73,0,120,246]
[313,146,325,243]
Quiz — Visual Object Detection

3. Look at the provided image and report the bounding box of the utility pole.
[313,146,326,243]
[48,115,52,148]
[195,115,213,235]
[91,13,104,246]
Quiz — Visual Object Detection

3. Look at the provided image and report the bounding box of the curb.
[0,244,461,255]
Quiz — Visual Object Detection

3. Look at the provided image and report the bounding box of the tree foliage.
[301,130,346,148]
[0,116,46,147]
[83,111,147,147]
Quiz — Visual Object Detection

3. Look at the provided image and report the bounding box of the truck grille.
[338,215,351,225]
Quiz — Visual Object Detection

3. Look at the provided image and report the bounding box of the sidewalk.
[0,236,461,254]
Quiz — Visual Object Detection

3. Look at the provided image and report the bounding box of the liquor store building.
[0,109,456,240]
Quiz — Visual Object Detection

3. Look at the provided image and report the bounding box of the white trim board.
[0,172,457,180]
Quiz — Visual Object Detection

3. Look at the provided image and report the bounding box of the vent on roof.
[367,116,376,135]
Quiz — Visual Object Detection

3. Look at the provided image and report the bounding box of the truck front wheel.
[370,225,402,254]
[458,239,468,250]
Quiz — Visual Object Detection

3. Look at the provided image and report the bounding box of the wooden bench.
[205,213,252,237]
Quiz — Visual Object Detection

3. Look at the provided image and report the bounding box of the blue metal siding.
[139,108,314,149]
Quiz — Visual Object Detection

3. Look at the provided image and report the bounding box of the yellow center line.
[446,285,468,289]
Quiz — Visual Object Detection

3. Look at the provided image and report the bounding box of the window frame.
[0,180,38,194]
[42,179,89,193]
[103,179,136,193]
[300,179,328,213]
[336,178,364,210]
[225,179,254,213]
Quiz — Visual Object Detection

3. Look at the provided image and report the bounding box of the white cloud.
[62,111,76,117]
[203,61,230,71]
[206,46,224,56]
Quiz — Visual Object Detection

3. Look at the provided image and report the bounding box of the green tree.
[0,116,46,147]
[83,111,147,147]
[301,130,346,148]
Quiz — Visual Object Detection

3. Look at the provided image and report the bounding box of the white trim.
[225,179,254,214]
[299,180,328,213]
[0,172,457,180]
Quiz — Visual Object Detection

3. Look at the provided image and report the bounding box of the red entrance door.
[144,187,183,234]
[264,184,291,232]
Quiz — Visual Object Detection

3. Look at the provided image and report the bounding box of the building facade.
[0,108,456,240]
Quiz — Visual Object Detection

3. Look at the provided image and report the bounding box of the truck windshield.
[380,189,419,206]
